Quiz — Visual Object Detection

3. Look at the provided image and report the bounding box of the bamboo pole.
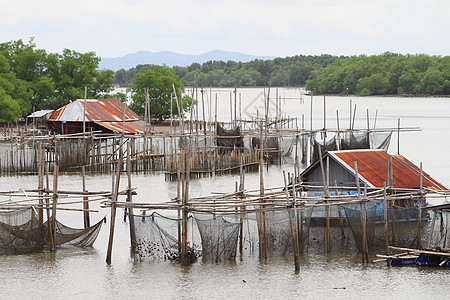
[44,147,54,248]
[126,140,136,253]
[417,162,423,249]
[106,136,124,264]
[397,118,400,155]
[355,161,369,263]
[317,146,331,252]
[38,143,44,224]
[82,165,90,228]
[50,147,59,252]
[283,171,300,271]
[383,182,389,256]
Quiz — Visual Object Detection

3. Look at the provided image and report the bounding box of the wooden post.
[238,154,245,256]
[283,171,299,271]
[397,118,400,155]
[82,165,90,228]
[355,161,369,263]
[351,104,357,130]
[318,146,331,252]
[427,210,437,248]
[126,141,136,252]
[291,174,301,270]
[106,137,124,264]
[258,121,267,260]
[383,182,390,255]
[51,147,59,252]
[44,147,54,249]
[37,143,44,224]
[417,162,423,249]
[388,155,393,188]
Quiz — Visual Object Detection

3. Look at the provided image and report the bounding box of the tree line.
[114,54,341,87]
[114,52,450,97]
[306,52,450,96]
[1,38,449,123]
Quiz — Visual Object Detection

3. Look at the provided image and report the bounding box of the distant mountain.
[99,50,275,71]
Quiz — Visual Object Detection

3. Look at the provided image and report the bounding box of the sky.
[1,0,449,59]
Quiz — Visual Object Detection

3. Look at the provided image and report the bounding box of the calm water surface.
[1,90,450,299]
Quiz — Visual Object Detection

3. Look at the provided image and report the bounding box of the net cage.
[307,206,357,253]
[44,218,104,248]
[310,132,392,164]
[0,208,104,254]
[130,211,184,262]
[129,211,242,263]
[343,203,428,252]
[216,124,244,151]
[426,208,450,250]
[0,209,45,253]
[256,206,314,256]
[193,213,242,263]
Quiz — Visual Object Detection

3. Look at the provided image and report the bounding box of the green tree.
[416,68,444,94]
[0,87,21,122]
[0,53,32,118]
[44,49,114,109]
[130,65,193,120]
[356,73,389,95]
[398,70,420,94]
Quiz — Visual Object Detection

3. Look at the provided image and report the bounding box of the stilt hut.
[47,98,145,134]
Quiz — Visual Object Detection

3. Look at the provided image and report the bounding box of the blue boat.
[416,254,450,267]
[390,255,418,266]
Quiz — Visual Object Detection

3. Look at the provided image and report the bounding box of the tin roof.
[94,121,145,134]
[27,110,54,118]
[303,149,447,191]
[48,98,145,134]
[48,98,141,123]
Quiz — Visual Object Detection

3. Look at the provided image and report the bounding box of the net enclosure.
[0,208,104,254]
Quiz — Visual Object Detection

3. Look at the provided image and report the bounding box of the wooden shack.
[47,98,145,135]
[301,149,447,196]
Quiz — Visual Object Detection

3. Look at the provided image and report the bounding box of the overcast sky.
[1,0,449,59]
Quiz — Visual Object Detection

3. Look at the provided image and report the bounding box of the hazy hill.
[99,50,274,71]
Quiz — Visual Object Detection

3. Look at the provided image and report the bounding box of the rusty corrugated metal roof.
[94,121,144,134]
[329,149,447,190]
[48,98,141,122]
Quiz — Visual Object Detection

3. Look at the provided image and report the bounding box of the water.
[1,89,450,299]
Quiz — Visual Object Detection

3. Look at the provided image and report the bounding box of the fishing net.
[0,208,36,226]
[256,207,313,256]
[279,136,296,157]
[130,211,196,262]
[312,135,337,163]
[216,124,244,151]
[194,214,241,262]
[344,203,428,252]
[370,132,392,151]
[44,218,104,247]
[0,210,46,253]
[340,133,370,150]
[0,208,103,253]
[426,209,450,249]
[308,205,357,253]
[342,204,377,252]
[375,205,427,248]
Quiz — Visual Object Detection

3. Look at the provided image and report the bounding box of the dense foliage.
[113,55,340,88]
[113,53,450,97]
[0,39,115,122]
[306,53,450,95]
